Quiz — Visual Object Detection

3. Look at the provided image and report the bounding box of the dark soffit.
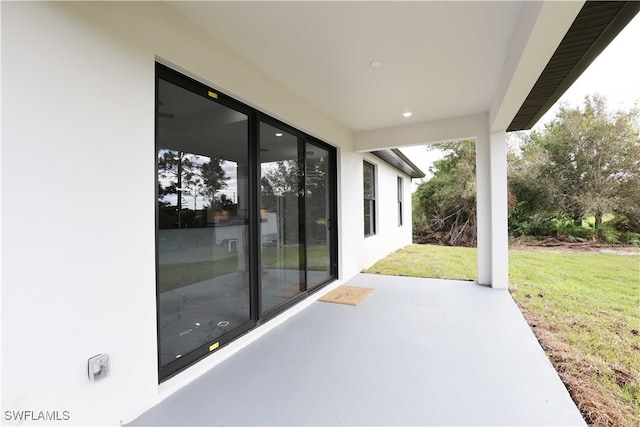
[508,1,640,131]
[372,149,426,179]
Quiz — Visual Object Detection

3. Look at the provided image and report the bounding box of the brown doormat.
[318,285,373,306]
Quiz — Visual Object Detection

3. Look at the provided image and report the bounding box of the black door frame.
[155,63,337,381]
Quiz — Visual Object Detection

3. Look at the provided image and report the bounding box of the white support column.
[475,133,492,286]
[490,131,509,289]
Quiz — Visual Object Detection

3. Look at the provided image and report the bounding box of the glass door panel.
[156,64,338,380]
[305,143,333,288]
[259,122,304,314]
[157,77,251,370]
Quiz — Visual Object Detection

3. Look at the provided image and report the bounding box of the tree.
[509,95,640,236]
[260,160,302,245]
[305,156,329,243]
[413,140,477,246]
[157,150,230,228]
[260,160,300,211]
[200,157,229,208]
[157,150,202,228]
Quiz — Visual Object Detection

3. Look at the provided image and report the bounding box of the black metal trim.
[329,144,339,279]
[154,65,162,384]
[397,176,404,227]
[363,160,377,237]
[248,111,261,325]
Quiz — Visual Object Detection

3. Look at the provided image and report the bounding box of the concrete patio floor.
[130,273,586,426]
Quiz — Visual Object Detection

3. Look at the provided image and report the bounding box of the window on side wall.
[397,176,403,226]
[363,161,376,236]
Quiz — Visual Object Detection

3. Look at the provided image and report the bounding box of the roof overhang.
[373,149,426,179]
[508,1,640,131]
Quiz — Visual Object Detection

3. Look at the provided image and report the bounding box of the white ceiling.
[168,1,524,132]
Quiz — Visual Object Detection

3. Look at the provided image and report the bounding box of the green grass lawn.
[363,244,640,427]
[364,244,477,279]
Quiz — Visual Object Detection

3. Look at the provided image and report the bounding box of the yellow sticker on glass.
[209,342,220,352]
[208,91,218,99]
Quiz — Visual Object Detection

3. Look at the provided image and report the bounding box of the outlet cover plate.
[88,354,109,381]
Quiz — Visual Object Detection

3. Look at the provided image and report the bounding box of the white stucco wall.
[1,2,414,425]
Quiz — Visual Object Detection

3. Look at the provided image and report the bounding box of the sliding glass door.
[156,71,254,378]
[156,64,336,380]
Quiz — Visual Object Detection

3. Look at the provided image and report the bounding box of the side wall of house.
[0,2,413,424]
[361,154,414,269]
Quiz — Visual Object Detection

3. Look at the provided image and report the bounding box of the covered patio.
[130,274,584,426]
[3,2,638,425]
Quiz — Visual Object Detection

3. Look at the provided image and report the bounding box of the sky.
[404,13,640,190]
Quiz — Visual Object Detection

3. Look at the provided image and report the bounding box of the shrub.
[593,223,621,244]
[553,215,591,240]
[625,232,640,246]
[511,213,556,237]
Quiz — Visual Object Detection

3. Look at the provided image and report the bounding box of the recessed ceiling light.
[403,112,413,118]
[275,132,283,137]
[369,59,384,69]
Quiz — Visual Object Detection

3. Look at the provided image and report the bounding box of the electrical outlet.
[88,354,109,381]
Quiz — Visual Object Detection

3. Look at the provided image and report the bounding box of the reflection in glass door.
[259,122,305,314]
[156,73,252,377]
[305,143,333,289]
